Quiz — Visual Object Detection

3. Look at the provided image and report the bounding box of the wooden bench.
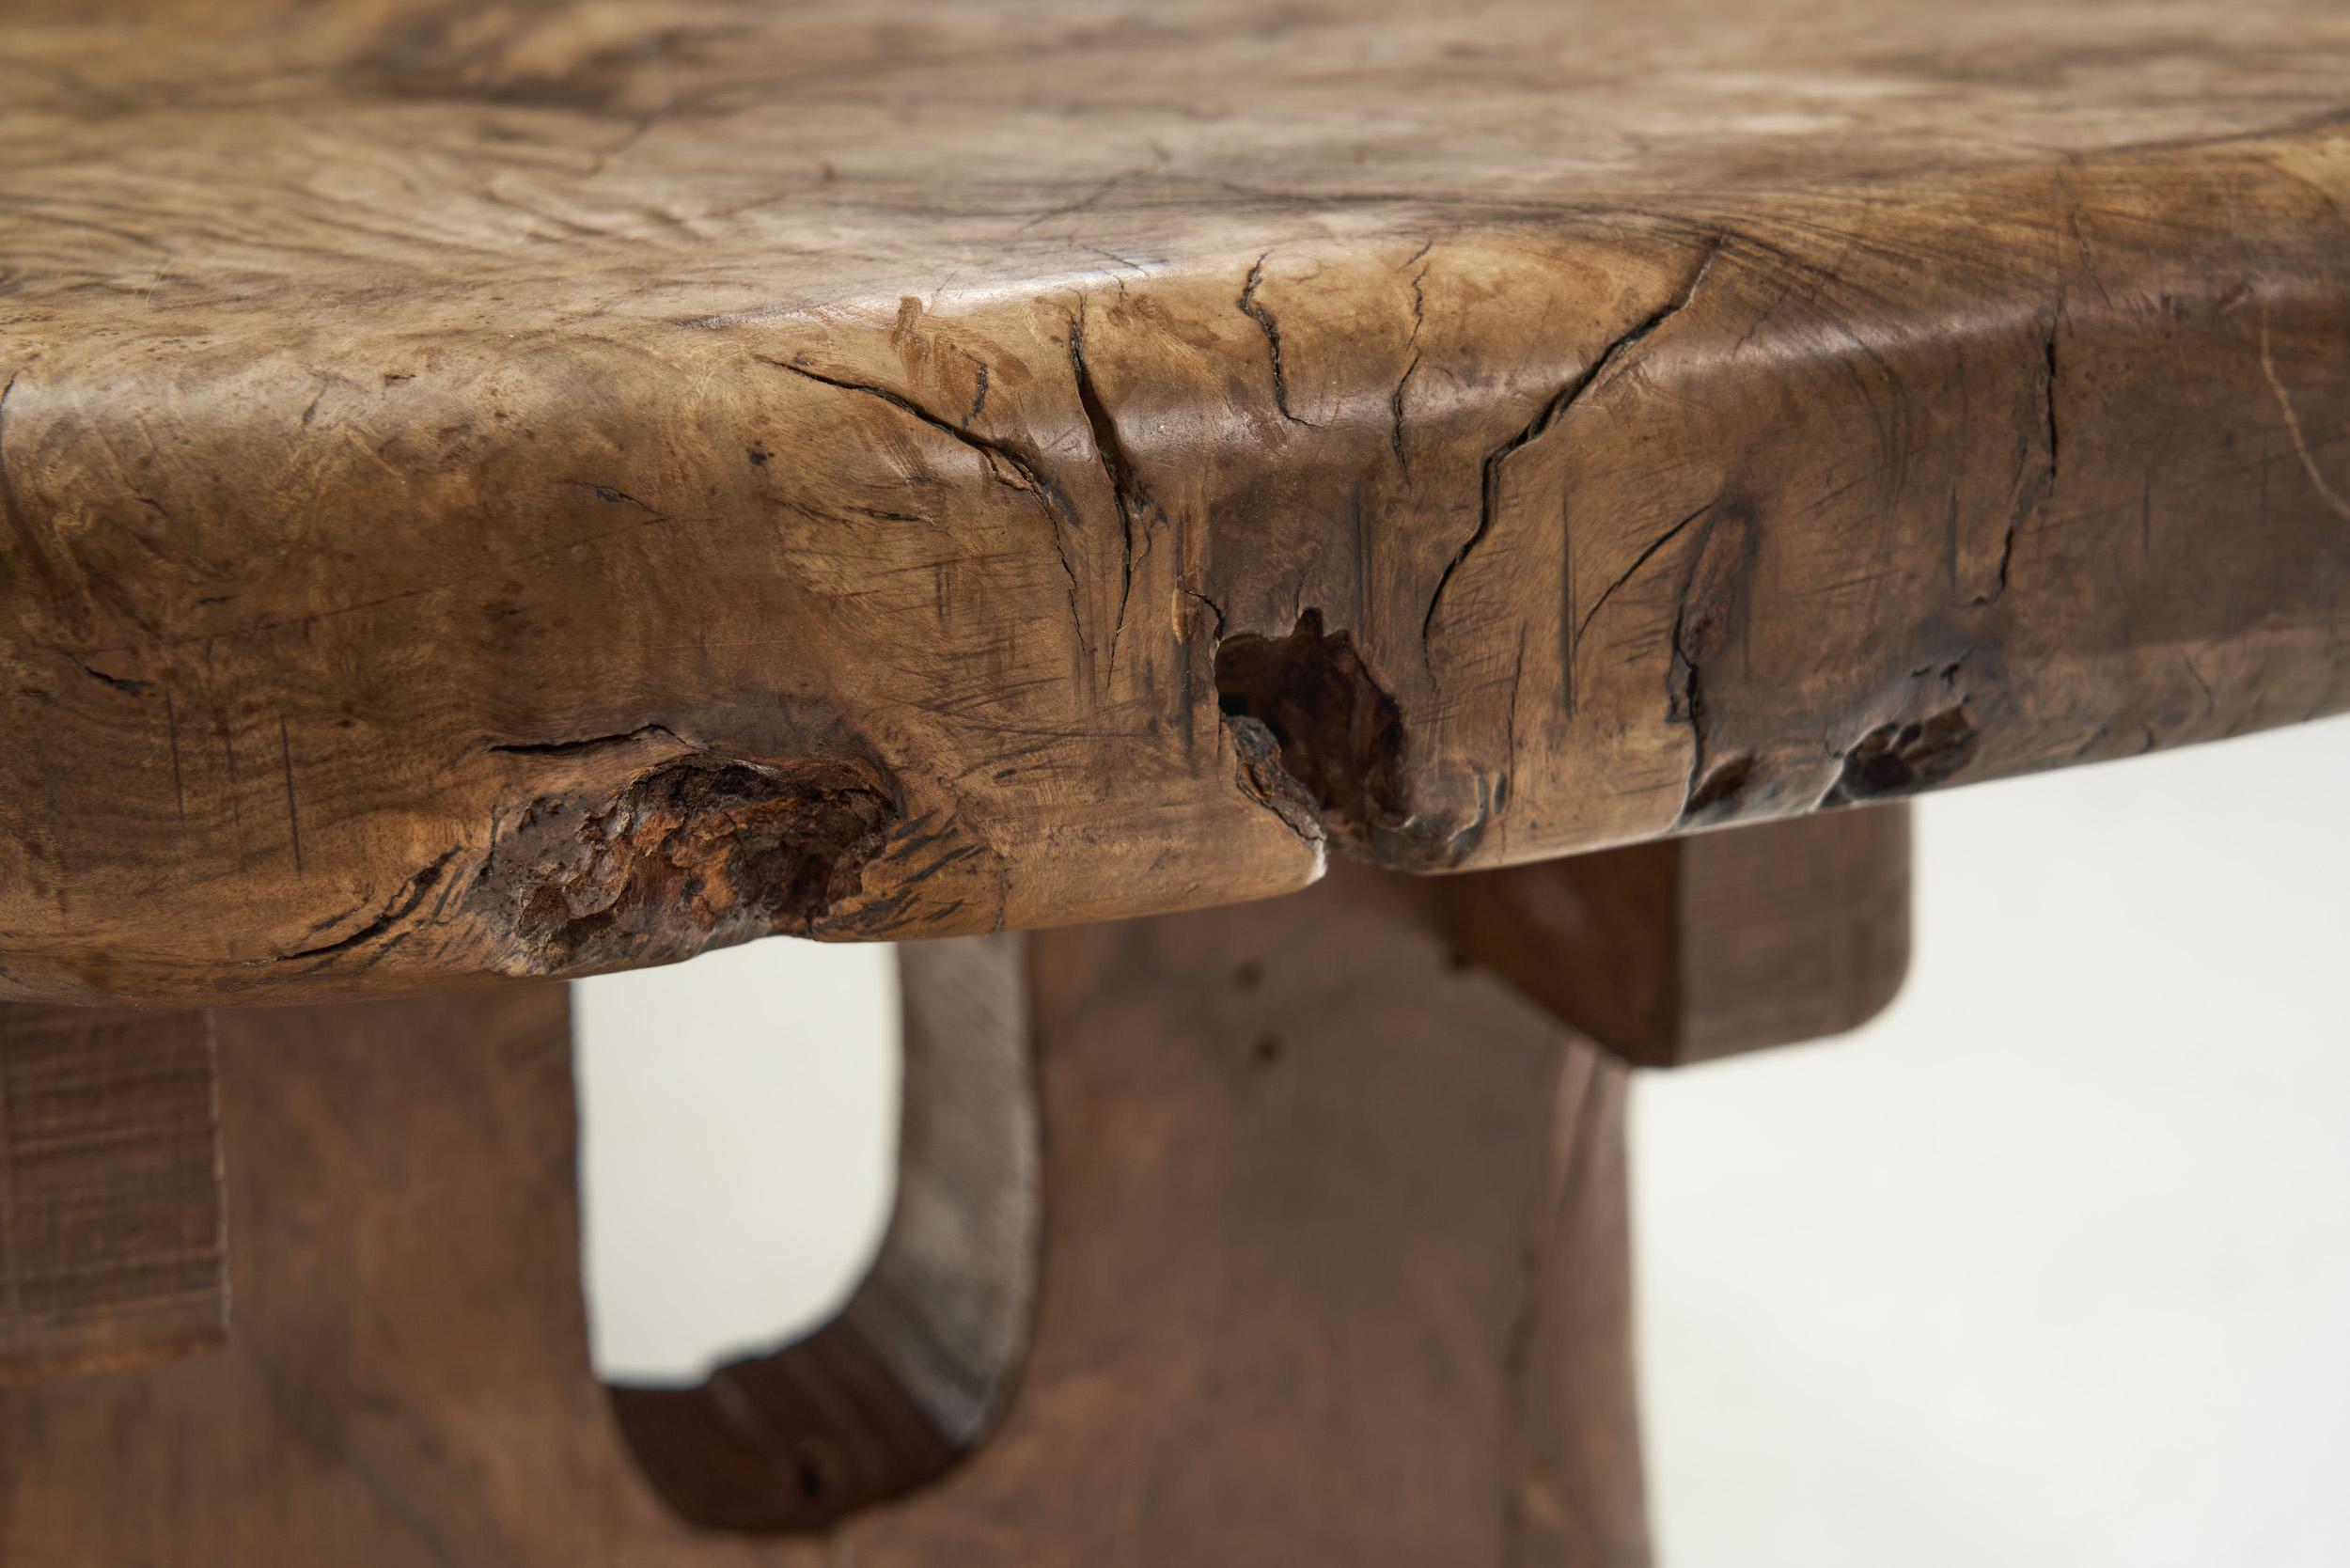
[3,0,2346,1560]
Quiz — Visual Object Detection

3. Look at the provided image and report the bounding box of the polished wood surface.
[6,0,2349,1001]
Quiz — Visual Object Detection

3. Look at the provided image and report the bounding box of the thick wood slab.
[5,0,2350,999]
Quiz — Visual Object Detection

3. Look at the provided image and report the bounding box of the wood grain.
[0,1004,224,1384]
[5,0,2350,1000]
[1438,805,1912,1068]
[0,867,1644,1564]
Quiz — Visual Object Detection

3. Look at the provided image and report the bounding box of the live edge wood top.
[4,0,2349,1002]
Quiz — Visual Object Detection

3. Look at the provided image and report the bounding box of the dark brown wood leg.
[0,1003,224,1385]
[0,807,1907,1561]
[610,933,1041,1531]
[0,984,634,1568]
[1437,804,1912,1068]
[1001,865,1647,1566]
[618,861,1650,1561]
[0,867,1653,1565]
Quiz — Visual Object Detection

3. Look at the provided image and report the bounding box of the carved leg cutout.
[0,872,1645,1565]
[609,933,1040,1530]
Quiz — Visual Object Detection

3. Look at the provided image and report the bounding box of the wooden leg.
[610,933,1041,1531]
[0,984,635,1568]
[1000,865,1647,1567]
[594,860,1649,1561]
[0,867,1647,1565]
[0,1003,224,1385]
[1436,804,1912,1067]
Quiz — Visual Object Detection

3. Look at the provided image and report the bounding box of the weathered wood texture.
[6,1,2350,1000]
[0,867,1643,1565]
[1439,804,1911,1067]
[0,1003,224,1385]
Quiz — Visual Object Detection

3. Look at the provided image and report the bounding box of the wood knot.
[474,753,898,972]
[1825,705,1979,805]
[1214,608,1467,865]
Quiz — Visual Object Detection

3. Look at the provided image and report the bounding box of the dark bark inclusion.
[1213,609,1418,858]
[476,753,898,970]
[1825,704,1979,805]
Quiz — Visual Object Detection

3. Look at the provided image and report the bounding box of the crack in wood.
[1421,234,1725,681]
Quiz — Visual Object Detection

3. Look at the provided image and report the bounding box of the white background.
[576,716,2350,1566]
